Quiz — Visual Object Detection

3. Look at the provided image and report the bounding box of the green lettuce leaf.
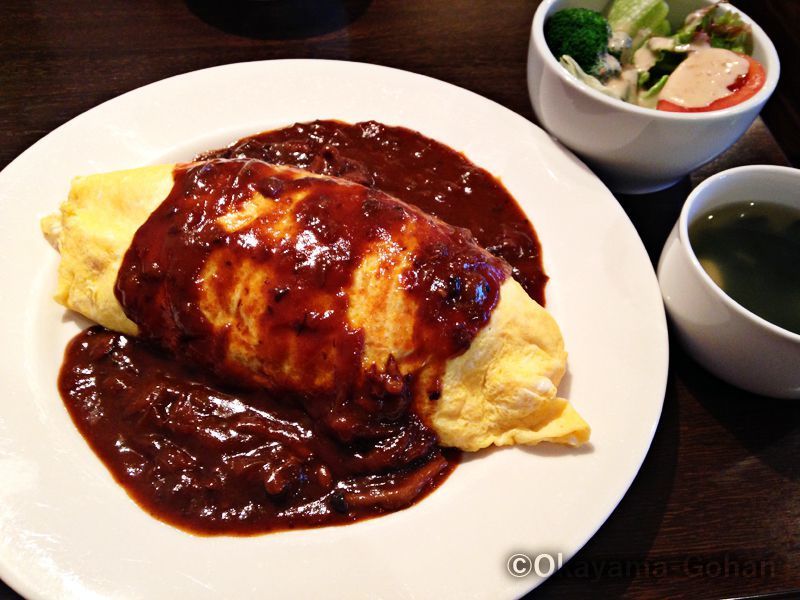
[607,0,670,38]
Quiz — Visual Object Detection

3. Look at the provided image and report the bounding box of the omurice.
[43,122,588,533]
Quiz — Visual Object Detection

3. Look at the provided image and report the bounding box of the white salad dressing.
[633,45,658,72]
[605,66,639,100]
[648,36,676,52]
[658,48,749,107]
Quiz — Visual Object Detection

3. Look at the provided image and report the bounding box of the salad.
[544,0,766,111]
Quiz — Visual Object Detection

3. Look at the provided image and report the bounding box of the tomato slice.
[657,54,766,113]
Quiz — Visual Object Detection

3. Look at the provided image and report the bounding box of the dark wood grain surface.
[1,1,798,598]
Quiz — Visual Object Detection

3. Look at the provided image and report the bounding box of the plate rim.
[0,58,668,600]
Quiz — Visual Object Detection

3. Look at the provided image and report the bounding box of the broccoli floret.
[545,8,613,79]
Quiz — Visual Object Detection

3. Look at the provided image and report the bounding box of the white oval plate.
[0,59,667,599]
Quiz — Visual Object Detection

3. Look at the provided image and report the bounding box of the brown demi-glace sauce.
[58,120,547,535]
[201,120,547,301]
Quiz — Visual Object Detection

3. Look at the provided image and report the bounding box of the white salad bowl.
[527,0,780,194]
[657,165,800,399]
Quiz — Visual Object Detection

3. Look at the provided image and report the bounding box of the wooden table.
[2,1,798,598]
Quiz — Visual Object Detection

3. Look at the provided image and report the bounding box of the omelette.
[42,159,589,451]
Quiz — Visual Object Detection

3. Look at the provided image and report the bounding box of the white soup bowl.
[658,165,800,398]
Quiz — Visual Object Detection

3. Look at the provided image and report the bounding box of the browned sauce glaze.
[59,121,547,535]
[200,120,547,303]
[116,159,509,398]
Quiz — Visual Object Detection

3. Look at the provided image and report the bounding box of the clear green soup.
[688,200,800,335]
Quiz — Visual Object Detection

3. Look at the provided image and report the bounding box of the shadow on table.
[615,177,691,267]
[186,0,372,40]
[679,351,800,481]
[530,362,681,599]
[0,580,20,600]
